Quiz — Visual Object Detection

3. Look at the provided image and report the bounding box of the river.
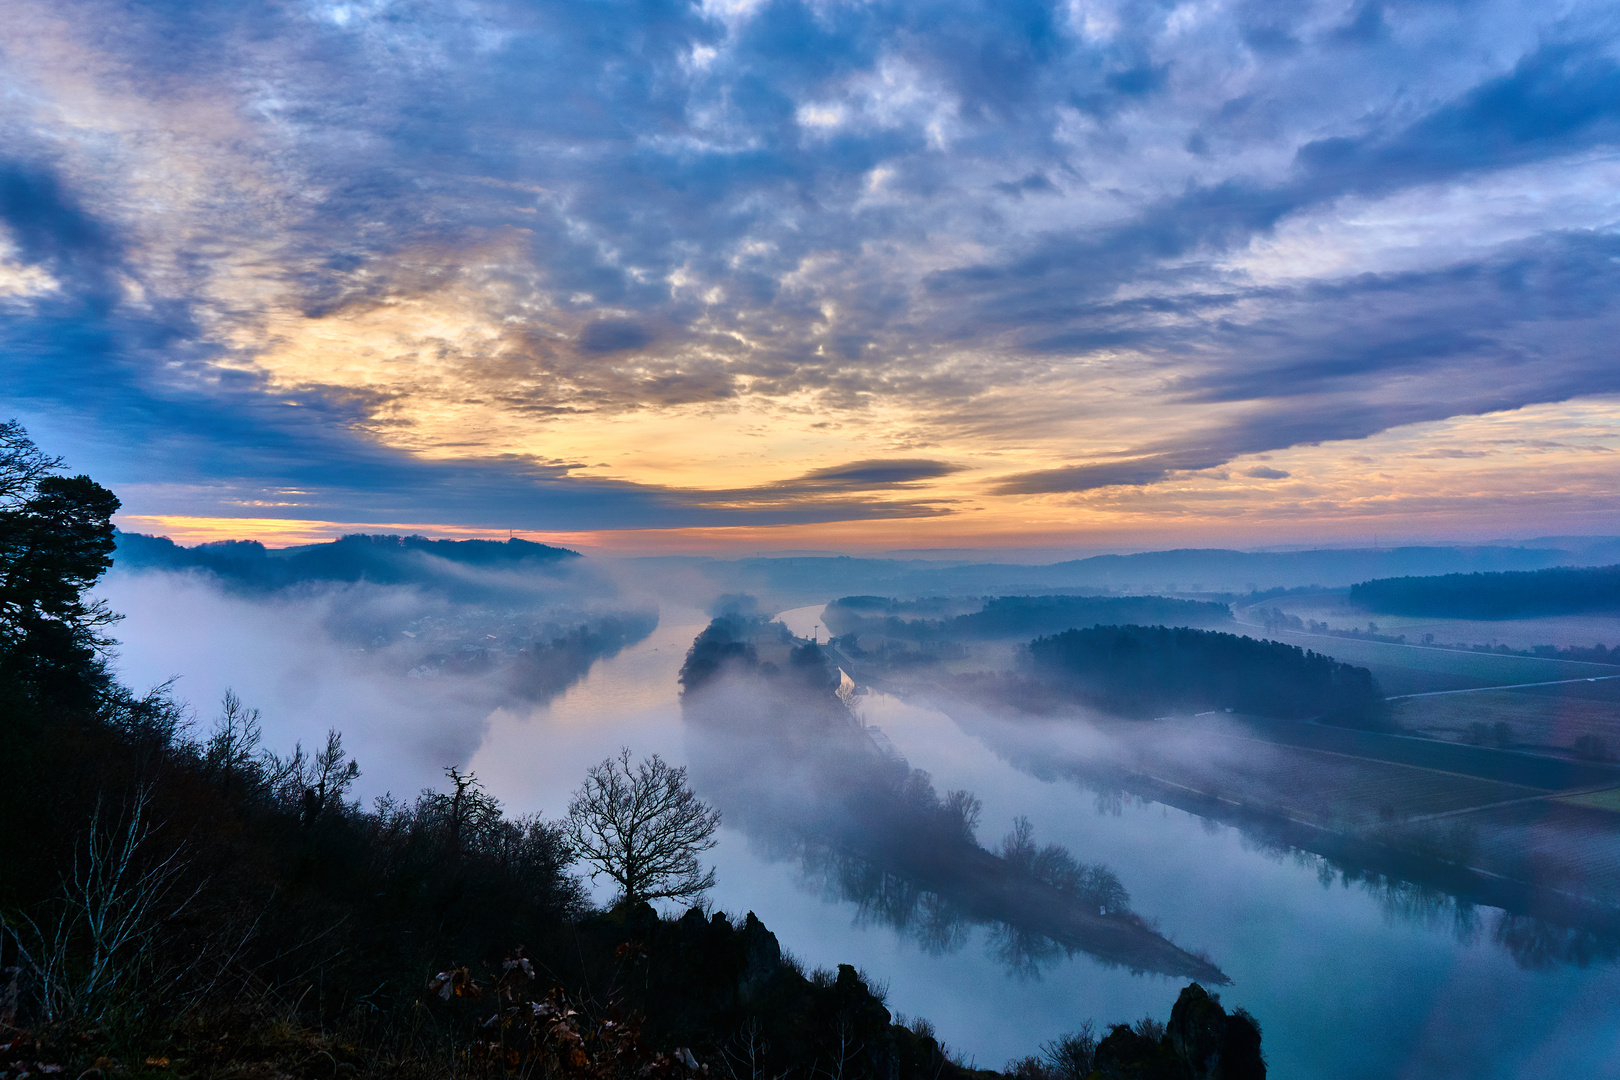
[109,589,1620,1077]
[471,605,1620,1078]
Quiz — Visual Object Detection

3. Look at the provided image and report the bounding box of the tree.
[565,748,720,905]
[263,728,360,822]
[203,688,263,797]
[419,766,504,859]
[0,421,122,701]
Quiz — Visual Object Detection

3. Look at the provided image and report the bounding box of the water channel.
[459,605,1620,1078]
[110,589,1620,1078]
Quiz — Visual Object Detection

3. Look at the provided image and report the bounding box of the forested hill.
[824,593,1233,641]
[1026,625,1386,728]
[1350,564,1620,618]
[115,531,581,592]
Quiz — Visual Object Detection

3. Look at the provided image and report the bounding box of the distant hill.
[639,545,1578,606]
[114,531,581,596]
[1350,564,1620,619]
[824,593,1233,640]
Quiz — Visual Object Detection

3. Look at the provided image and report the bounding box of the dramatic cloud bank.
[5,0,1620,545]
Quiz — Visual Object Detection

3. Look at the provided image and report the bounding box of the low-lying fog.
[97,570,1620,1080]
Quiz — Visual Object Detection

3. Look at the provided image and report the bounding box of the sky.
[5,0,1620,552]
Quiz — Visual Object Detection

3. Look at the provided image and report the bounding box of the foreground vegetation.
[0,423,1268,1078]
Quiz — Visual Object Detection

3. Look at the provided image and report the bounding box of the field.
[1260,594,1620,651]
[1225,621,1620,760]
[1125,727,1543,827]
[1390,682,1620,753]
[1233,624,1610,694]
[1055,714,1620,911]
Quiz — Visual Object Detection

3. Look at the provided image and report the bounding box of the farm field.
[1393,682,1620,755]
[1225,622,1620,757]
[1231,624,1612,695]
[1461,800,1620,903]
[1107,725,1541,829]
[1256,595,1620,651]
[1067,716,1620,908]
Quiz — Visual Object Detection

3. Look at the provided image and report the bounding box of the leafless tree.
[421,766,503,858]
[0,420,61,509]
[565,748,720,905]
[1,787,198,1022]
[722,1017,787,1080]
[263,728,359,821]
[204,689,263,796]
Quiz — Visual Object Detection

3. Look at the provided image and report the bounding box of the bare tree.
[0,420,62,509]
[262,728,359,822]
[421,767,503,859]
[565,748,720,905]
[204,689,262,797]
[1,787,198,1023]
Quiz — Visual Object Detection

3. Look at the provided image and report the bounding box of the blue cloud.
[4,0,1620,526]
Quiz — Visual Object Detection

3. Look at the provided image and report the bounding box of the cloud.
[578,318,656,354]
[1244,467,1290,480]
[790,458,961,488]
[3,0,1619,535]
[0,161,119,291]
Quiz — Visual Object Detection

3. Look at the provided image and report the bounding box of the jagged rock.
[738,911,782,1002]
[1093,985,1266,1080]
[1163,983,1266,1080]
[1093,1025,1183,1079]
[1217,1009,1265,1080]
[1168,983,1227,1077]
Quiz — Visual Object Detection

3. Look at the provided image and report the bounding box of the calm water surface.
[468,606,1620,1078]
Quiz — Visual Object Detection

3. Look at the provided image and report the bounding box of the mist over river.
[106,591,1620,1079]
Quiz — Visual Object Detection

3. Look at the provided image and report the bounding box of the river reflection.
[468,608,1620,1080]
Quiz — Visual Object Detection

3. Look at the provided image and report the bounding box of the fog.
[94,566,1620,1077]
[96,560,665,801]
[676,634,1223,983]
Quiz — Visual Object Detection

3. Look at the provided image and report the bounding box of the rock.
[1167,983,1227,1078]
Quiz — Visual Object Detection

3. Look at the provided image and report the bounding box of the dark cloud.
[993,173,1058,198]
[3,0,1618,527]
[992,456,1204,495]
[0,162,117,272]
[789,459,962,489]
[577,319,656,355]
[1292,43,1620,199]
[1244,467,1291,480]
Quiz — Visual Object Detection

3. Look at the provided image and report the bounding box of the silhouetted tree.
[203,688,263,797]
[566,748,721,905]
[0,421,121,703]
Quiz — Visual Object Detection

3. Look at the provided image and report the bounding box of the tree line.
[1350,564,1620,618]
[1025,625,1387,728]
[114,531,579,596]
